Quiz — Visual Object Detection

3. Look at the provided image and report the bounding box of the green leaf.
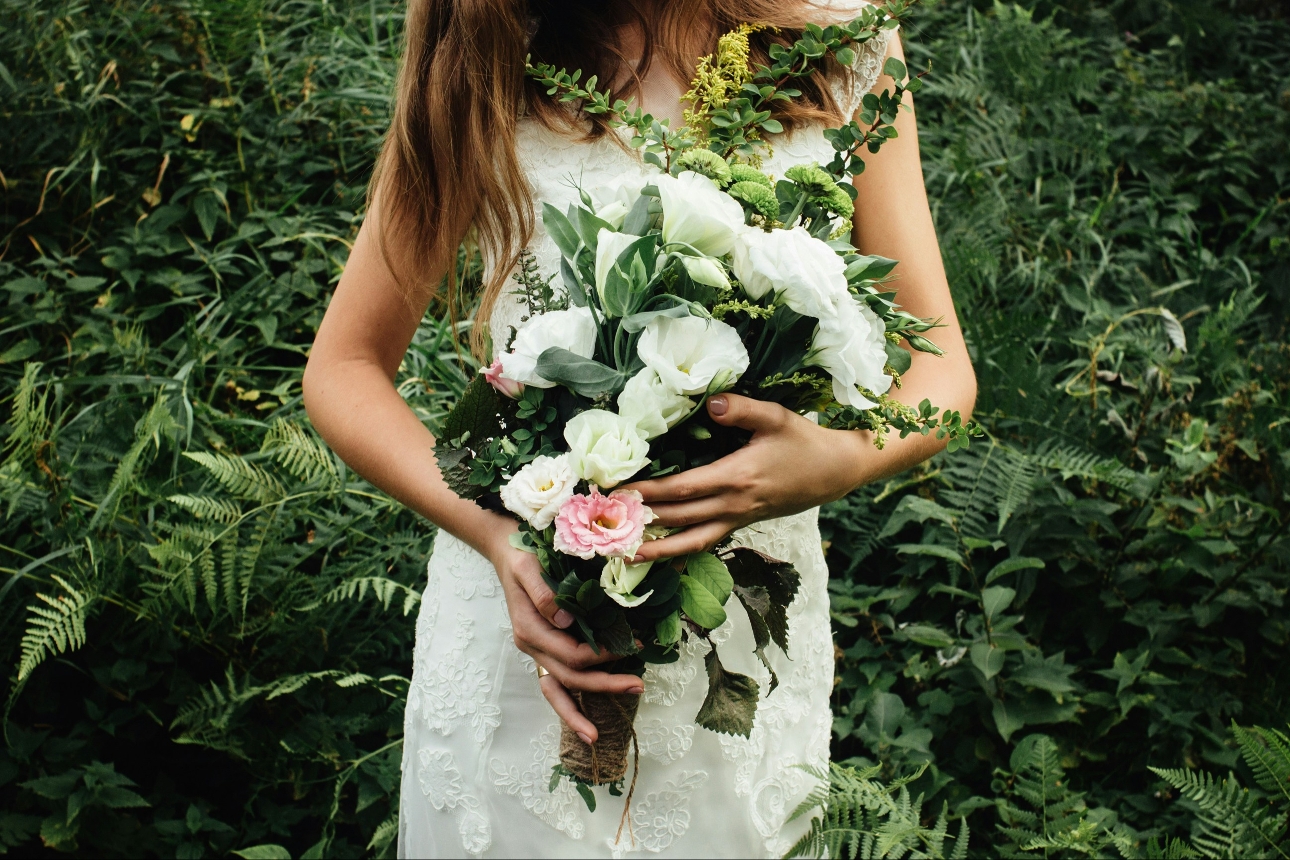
[900,624,956,648]
[981,586,1016,621]
[441,373,507,445]
[533,348,625,398]
[992,699,1026,742]
[695,649,759,737]
[884,340,913,374]
[882,56,907,82]
[656,611,681,646]
[984,556,1045,584]
[971,642,1006,680]
[685,553,733,605]
[894,543,965,565]
[232,847,293,860]
[679,575,727,629]
[542,203,581,260]
[722,547,800,652]
[865,691,906,738]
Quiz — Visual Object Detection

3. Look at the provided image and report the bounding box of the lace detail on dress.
[490,723,587,839]
[416,748,493,856]
[637,718,695,764]
[407,608,501,745]
[609,771,710,856]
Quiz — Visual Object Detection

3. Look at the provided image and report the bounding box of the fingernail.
[554,609,574,628]
[708,396,728,416]
[627,685,644,695]
[631,554,645,564]
[577,732,594,745]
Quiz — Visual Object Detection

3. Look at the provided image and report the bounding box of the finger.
[514,559,574,629]
[633,520,734,562]
[539,658,647,695]
[513,603,621,669]
[624,454,746,504]
[540,675,598,744]
[707,393,792,434]
[648,496,737,529]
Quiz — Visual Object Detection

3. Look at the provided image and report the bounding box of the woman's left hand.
[624,393,869,562]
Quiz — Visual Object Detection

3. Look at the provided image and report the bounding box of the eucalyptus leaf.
[533,348,625,398]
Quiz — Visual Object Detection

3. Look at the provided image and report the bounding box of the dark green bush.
[1,0,1287,856]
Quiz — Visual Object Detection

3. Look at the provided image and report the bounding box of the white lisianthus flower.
[600,557,655,608]
[637,315,750,396]
[589,176,644,229]
[595,229,641,313]
[499,454,577,530]
[498,305,597,388]
[731,225,850,320]
[810,295,893,410]
[564,409,652,488]
[679,255,730,289]
[618,368,695,440]
[658,171,746,257]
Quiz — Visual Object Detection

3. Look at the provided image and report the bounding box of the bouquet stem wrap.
[559,691,642,785]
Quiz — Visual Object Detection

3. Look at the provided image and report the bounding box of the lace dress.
[398,10,892,858]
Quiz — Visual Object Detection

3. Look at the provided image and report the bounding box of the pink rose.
[483,359,523,399]
[553,488,655,559]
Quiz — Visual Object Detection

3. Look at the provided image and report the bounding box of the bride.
[303,0,975,856]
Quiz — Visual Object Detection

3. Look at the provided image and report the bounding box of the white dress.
[398,11,892,858]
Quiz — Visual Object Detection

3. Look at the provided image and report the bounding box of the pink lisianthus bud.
[483,359,524,399]
[553,488,655,560]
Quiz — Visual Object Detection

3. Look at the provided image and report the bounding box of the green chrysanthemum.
[728,181,780,221]
[826,185,855,219]
[784,163,839,200]
[676,148,733,185]
[728,163,772,188]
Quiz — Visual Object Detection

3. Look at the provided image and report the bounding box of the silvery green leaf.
[533,348,625,398]
[542,203,580,260]
[572,205,613,250]
[620,302,693,333]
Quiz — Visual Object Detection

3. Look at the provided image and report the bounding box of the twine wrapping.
[558,691,641,785]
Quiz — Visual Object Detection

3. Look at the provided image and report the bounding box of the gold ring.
[536,663,550,680]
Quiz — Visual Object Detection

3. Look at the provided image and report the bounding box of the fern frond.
[994,447,1038,531]
[324,576,422,616]
[1150,766,1289,859]
[184,451,285,501]
[91,395,177,527]
[168,494,244,523]
[1035,444,1139,492]
[17,575,92,681]
[367,812,399,857]
[262,419,340,484]
[1233,723,1290,805]
[2,363,50,467]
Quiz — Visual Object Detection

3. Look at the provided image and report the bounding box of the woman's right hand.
[484,516,645,744]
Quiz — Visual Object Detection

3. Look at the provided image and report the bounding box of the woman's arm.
[629,34,977,560]
[303,201,641,742]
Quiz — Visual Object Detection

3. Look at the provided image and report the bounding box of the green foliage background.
[0,0,1286,856]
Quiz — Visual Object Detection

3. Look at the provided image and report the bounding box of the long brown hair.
[371,0,851,356]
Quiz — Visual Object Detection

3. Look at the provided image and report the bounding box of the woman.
[303,0,976,856]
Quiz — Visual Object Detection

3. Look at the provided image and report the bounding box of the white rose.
[732,225,850,320]
[810,295,893,410]
[658,171,746,257]
[637,315,750,396]
[498,305,597,388]
[499,454,577,530]
[600,557,655,608]
[589,176,644,229]
[564,409,652,488]
[618,368,696,440]
[595,229,641,314]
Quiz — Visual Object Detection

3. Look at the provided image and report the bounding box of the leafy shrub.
[0,0,1287,856]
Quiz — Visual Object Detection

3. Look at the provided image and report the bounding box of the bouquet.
[436,0,974,808]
